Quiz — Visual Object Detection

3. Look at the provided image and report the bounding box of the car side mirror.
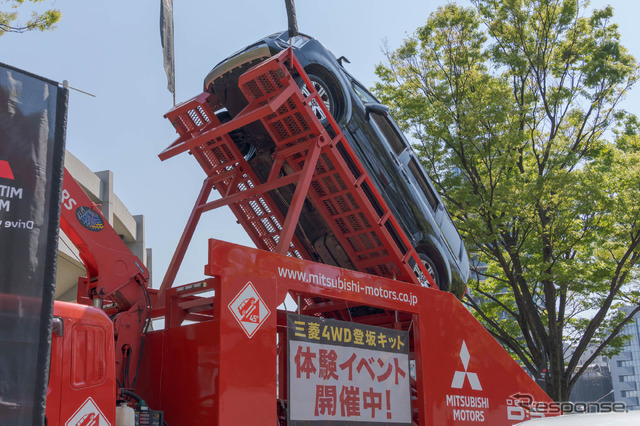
[365,103,389,121]
[52,316,64,337]
[337,56,351,67]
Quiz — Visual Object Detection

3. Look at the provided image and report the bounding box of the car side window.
[370,114,408,156]
[352,81,377,104]
[351,81,409,156]
[407,157,438,211]
[438,207,462,260]
[408,156,464,259]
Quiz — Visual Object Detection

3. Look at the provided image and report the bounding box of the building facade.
[55,151,151,301]
[609,306,640,410]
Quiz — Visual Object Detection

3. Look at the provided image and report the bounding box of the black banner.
[0,63,67,425]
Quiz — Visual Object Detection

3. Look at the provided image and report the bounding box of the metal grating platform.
[159,47,434,294]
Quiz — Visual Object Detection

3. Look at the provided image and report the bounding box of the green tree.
[0,0,61,35]
[374,0,640,402]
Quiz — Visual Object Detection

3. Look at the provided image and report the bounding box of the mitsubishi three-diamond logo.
[451,340,482,390]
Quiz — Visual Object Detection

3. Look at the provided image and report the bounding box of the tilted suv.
[204,31,470,298]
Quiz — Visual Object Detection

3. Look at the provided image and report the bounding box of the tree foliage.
[374,0,640,401]
[0,0,61,35]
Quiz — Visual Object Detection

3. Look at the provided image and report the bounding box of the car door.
[377,112,463,263]
[345,84,422,238]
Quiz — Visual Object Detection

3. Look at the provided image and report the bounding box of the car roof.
[516,412,640,425]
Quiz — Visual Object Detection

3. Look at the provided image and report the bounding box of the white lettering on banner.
[1,219,34,229]
[0,185,22,199]
[0,184,23,212]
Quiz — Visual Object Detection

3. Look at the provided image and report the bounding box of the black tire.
[215,110,256,160]
[297,72,342,125]
[418,253,446,291]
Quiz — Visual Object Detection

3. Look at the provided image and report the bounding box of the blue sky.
[2,0,638,287]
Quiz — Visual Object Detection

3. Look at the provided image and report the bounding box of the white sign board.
[287,314,411,425]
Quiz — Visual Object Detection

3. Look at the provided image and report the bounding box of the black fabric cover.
[160,0,175,99]
[0,62,67,426]
[285,0,299,37]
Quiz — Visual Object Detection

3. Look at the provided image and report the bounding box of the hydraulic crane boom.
[60,167,149,310]
[59,167,151,388]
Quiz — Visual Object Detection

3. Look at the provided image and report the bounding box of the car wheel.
[297,72,341,125]
[215,110,256,160]
[418,253,445,291]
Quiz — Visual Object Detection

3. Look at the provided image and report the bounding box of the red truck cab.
[46,301,115,425]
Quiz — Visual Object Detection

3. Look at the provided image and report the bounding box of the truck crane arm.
[59,167,150,388]
[59,167,149,310]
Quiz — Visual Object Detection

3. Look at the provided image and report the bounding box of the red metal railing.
[158,47,434,304]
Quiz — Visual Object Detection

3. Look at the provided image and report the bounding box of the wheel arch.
[301,63,350,124]
[414,242,451,292]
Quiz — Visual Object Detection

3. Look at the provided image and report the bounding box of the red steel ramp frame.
[138,239,554,425]
[158,48,434,307]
